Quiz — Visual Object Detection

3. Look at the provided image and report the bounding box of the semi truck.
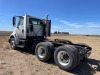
[9,14,92,71]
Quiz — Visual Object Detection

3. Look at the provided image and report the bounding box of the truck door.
[16,17,25,39]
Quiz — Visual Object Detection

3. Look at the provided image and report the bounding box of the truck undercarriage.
[9,36,92,71]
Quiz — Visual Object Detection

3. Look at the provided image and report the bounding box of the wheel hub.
[11,40,14,48]
[38,46,46,58]
[57,51,70,66]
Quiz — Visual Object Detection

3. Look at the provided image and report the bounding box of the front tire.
[10,38,17,50]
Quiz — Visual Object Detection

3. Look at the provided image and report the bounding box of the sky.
[0,0,100,35]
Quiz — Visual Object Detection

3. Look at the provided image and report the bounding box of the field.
[0,31,12,36]
[0,35,100,75]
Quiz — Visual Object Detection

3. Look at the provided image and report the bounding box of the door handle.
[22,29,24,33]
[17,26,19,29]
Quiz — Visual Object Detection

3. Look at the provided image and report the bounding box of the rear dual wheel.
[35,42,54,62]
[54,45,80,71]
[35,42,80,71]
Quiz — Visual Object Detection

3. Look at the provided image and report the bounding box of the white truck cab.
[9,14,51,47]
[11,14,50,39]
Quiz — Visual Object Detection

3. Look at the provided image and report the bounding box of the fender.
[9,31,19,44]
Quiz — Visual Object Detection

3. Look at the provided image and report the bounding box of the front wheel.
[10,38,17,50]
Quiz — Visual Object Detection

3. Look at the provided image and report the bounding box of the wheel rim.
[37,46,46,59]
[57,51,70,66]
[10,40,15,48]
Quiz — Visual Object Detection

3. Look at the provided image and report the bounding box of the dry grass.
[0,35,100,75]
[0,36,10,49]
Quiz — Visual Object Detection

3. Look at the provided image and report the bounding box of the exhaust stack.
[45,14,48,24]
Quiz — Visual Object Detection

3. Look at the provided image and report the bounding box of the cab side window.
[29,18,40,25]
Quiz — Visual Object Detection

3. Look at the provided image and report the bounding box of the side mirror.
[13,17,16,26]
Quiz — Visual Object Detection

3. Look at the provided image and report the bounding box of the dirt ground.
[0,35,100,75]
